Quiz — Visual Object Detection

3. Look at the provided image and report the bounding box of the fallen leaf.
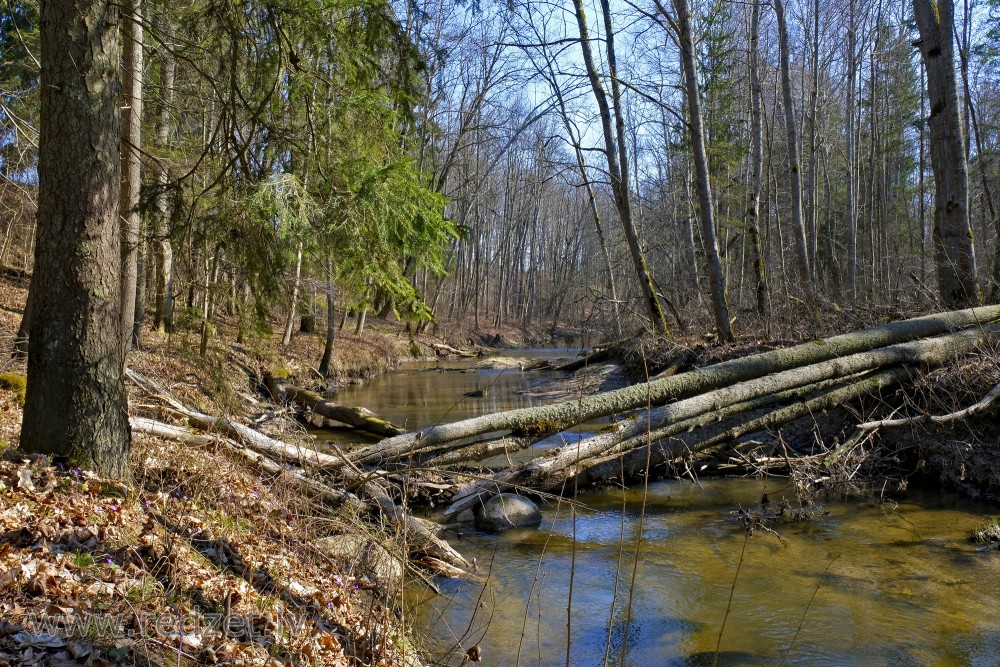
[13,631,66,649]
[0,567,17,593]
[15,470,34,493]
[66,640,92,659]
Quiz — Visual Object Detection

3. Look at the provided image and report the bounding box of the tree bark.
[846,0,858,298]
[913,0,979,307]
[20,0,131,479]
[774,0,815,304]
[282,241,303,347]
[153,17,176,334]
[673,0,733,342]
[120,0,143,351]
[747,0,768,321]
[318,257,336,378]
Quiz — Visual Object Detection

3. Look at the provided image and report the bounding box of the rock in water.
[474,493,542,532]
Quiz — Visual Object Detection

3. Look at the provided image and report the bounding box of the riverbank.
[0,275,442,666]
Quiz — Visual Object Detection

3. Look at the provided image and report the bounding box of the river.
[324,352,1000,666]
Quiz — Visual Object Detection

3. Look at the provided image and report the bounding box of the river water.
[324,353,1000,666]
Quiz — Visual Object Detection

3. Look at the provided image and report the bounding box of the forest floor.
[0,272,512,667]
[1,270,1000,667]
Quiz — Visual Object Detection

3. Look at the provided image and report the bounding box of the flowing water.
[322,353,1000,666]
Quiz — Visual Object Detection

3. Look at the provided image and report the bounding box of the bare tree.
[774,0,815,304]
[913,0,979,307]
[120,0,143,350]
[670,0,733,341]
[572,0,671,335]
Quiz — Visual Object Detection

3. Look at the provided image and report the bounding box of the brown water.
[324,354,1000,666]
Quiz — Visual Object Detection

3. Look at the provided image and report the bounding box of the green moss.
[0,373,26,406]
[513,418,564,437]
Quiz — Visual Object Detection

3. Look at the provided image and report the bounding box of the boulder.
[474,493,542,532]
[316,534,404,588]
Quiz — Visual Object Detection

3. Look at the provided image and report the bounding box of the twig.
[781,554,840,664]
[855,381,1000,430]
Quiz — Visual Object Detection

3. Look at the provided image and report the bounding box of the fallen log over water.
[340,306,1000,471]
[443,323,1000,516]
[264,373,405,438]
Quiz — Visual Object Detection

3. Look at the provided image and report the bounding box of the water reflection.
[410,479,1000,666]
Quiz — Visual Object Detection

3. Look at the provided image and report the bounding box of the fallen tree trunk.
[562,366,910,491]
[126,369,469,572]
[182,409,468,569]
[131,416,368,514]
[345,306,1000,469]
[443,322,1000,516]
[557,346,617,372]
[265,373,405,438]
[431,342,476,358]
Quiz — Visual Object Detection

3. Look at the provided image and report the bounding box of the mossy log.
[344,306,1000,471]
[443,323,1000,517]
[265,373,405,438]
[559,366,911,491]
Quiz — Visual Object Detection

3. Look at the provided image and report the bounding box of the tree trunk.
[747,0,768,321]
[153,17,176,334]
[21,0,131,479]
[774,0,815,304]
[955,35,1000,300]
[282,242,303,346]
[318,257,336,378]
[673,0,733,342]
[572,0,670,336]
[342,305,1000,468]
[120,0,143,352]
[847,0,858,298]
[913,0,979,307]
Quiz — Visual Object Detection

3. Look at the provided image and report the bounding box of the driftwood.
[343,305,1000,470]
[431,342,476,358]
[556,347,617,372]
[856,380,1000,430]
[126,369,469,573]
[264,373,405,438]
